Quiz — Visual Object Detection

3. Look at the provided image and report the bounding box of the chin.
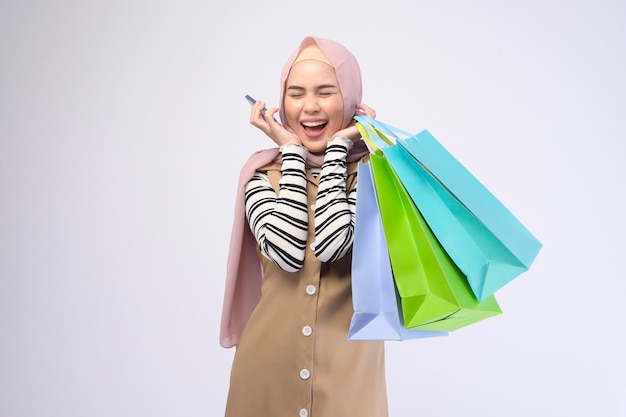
[300,139,328,155]
[296,131,327,154]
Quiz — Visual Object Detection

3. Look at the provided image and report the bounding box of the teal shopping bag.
[355,116,542,301]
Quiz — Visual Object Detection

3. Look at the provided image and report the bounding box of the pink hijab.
[220,36,368,348]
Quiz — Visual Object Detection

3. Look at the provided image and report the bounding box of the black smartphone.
[245,95,277,122]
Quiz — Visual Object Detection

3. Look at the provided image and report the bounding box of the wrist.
[279,142,308,155]
[328,135,354,151]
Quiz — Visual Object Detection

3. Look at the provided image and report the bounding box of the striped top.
[245,136,357,272]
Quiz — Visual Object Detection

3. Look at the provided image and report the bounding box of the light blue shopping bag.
[348,161,446,341]
[354,116,542,301]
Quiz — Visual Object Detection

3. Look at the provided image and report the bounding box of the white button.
[310,204,316,211]
[310,242,316,251]
[300,368,310,380]
[299,408,309,417]
[302,325,312,336]
[305,285,316,295]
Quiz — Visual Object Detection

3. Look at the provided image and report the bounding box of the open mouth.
[301,120,327,135]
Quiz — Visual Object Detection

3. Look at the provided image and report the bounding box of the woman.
[221,36,388,417]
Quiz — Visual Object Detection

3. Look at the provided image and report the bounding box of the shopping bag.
[368,152,502,332]
[355,116,542,301]
[349,162,446,340]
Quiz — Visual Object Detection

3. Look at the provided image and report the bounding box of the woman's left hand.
[333,104,376,142]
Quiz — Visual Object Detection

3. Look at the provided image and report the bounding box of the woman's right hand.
[250,100,301,147]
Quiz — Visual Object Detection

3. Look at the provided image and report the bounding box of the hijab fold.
[220,37,367,348]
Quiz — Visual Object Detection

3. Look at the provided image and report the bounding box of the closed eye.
[287,86,305,94]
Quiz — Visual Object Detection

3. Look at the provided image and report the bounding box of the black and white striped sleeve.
[244,143,309,272]
[313,136,357,262]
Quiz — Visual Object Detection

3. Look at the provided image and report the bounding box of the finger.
[250,101,269,125]
[357,104,376,119]
[264,107,280,123]
[250,101,263,122]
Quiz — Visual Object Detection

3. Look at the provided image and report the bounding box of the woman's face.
[283,60,344,154]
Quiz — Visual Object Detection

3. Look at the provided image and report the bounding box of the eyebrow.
[286,84,338,91]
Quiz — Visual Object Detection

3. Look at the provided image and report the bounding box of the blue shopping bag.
[348,161,446,340]
[354,116,542,301]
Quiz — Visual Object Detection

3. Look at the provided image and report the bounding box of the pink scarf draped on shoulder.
[220,36,368,348]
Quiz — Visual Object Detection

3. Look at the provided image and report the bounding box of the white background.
[1,1,625,416]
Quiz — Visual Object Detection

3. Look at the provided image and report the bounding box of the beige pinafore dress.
[225,161,388,417]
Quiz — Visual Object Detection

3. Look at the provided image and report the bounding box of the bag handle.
[355,117,390,156]
[354,116,395,155]
[358,116,414,141]
[354,120,380,155]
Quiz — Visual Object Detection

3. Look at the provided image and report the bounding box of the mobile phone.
[245,94,277,121]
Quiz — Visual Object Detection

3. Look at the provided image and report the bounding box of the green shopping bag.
[369,153,502,331]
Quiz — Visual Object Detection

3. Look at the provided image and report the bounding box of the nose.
[303,94,320,114]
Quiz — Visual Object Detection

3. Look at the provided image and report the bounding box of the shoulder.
[238,148,280,183]
[257,162,282,173]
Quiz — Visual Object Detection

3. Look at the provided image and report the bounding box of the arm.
[313,136,357,262]
[245,143,309,272]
